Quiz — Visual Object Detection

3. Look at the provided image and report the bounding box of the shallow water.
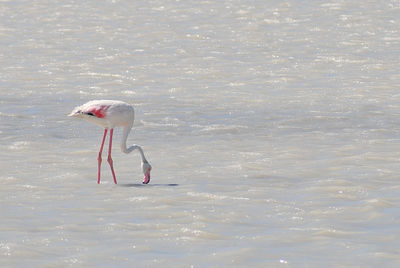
[1,0,400,267]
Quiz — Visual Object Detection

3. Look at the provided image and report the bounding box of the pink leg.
[107,128,118,184]
[98,129,108,184]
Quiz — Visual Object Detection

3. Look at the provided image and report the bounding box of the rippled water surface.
[1,0,400,266]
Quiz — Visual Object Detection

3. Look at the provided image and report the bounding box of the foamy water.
[1,0,400,266]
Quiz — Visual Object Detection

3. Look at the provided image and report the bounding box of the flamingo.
[68,100,152,184]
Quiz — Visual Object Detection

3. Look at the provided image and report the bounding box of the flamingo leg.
[107,128,118,184]
[98,129,108,184]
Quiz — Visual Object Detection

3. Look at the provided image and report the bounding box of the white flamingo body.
[69,100,151,184]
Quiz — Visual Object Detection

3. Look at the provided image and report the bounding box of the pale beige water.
[1,0,400,267]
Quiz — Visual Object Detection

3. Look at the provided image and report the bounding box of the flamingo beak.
[143,169,151,184]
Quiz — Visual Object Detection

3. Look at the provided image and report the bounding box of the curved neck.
[120,125,148,163]
[120,125,132,153]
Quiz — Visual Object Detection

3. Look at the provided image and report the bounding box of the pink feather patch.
[88,105,109,118]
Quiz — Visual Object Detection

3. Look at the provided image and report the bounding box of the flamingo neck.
[120,125,147,163]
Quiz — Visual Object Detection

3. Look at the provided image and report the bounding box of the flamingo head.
[141,161,152,184]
